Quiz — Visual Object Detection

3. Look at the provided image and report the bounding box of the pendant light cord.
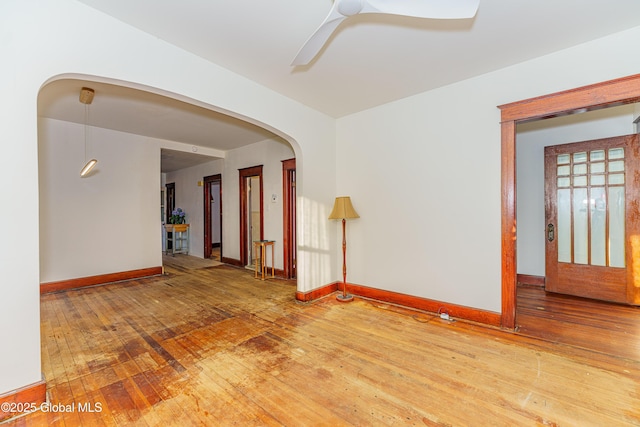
[84,103,88,162]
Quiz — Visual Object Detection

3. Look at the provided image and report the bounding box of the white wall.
[221,138,295,268]
[337,25,640,313]
[38,118,230,282]
[516,105,636,276]
[164,137,294,264]
[0,0,335,395]
[39,118,161,282]
[165,157,224,258]
[337,82,503,310]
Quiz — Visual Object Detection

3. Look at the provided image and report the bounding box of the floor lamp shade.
[328,196,360,220]
[329,196,359,302]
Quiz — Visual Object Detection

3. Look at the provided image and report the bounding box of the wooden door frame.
[239,165,264,266]
[203,174,222,259]
[282,158,296,279]
[165,182,176,251]
[499,73,640,329]
[165,182,175,224]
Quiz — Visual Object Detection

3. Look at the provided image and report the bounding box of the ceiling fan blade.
[364,0,479,19]
[291,5,347,66]
[291,0,479,66]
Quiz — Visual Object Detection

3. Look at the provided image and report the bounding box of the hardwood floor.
[516,284,640,362]
[6,257,640,426]
[210,246,221,262]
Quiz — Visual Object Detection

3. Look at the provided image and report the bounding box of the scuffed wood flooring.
[7,256,640,425]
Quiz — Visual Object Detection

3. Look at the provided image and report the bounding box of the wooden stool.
[253,240,275,280]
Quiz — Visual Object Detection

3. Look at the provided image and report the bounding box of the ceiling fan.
[291,0,480,66]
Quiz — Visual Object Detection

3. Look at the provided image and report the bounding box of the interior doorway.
[499,73,640,329]
[239,165,263,268]
[282,158,297,279]
[204,174,222,260]
[165,182,175,251]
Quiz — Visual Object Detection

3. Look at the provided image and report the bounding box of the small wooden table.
[254,240,275,280]
[164,224,190,256]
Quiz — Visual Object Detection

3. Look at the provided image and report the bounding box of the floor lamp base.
[336,293,354,302]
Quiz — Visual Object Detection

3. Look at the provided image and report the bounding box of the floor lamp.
[329,196,359,302]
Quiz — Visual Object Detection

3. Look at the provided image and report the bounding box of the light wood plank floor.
[516,284,640,362]
[7,256,640,426]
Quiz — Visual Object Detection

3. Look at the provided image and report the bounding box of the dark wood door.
[203,174,222,259]
[283,158,296,279]
[239,166,263,267]
[544,134,640,304]
[166,183,175,250]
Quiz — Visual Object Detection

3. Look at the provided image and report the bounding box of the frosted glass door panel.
[557,189,572,263]
[573,188,588,265]
[590,187,606,266]
[553,147,625,267]
[609,186,625,268]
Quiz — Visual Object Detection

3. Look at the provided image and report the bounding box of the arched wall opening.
[37,73,302,292]
[1,1,338,398]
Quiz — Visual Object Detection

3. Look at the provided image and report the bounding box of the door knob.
[547,224,555,242]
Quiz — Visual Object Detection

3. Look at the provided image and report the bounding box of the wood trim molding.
[347,283,501,327]
[203,174,222,260]
[165,182,175,224]
[299,282,501,326]
[517,274,545,287]
[501,120,517,329]
[221,257,243,267]
[499,73,640,330]
[40,267,162,294]
[296,282,339,302]
[282,158,296,280]
[239,165,264,266]
[498,73,640,123]
[0,378,46,421]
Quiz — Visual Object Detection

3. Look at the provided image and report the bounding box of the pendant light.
[79,87,97,177]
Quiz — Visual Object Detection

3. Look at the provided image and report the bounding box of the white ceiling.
[76,0,640,117]
[38,79,278,172]
[38,1,640,170]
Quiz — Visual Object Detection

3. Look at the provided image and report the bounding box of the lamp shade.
[328,196,359,220]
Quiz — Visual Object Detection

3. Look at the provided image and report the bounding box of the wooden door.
[544,134,640,304]
[203,174,222,260]
[282,158,296,279]
[166,182,175,251]
[239,165,263,267]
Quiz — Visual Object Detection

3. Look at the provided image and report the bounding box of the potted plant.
[170,208,186,224]
[166,208,188,232]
